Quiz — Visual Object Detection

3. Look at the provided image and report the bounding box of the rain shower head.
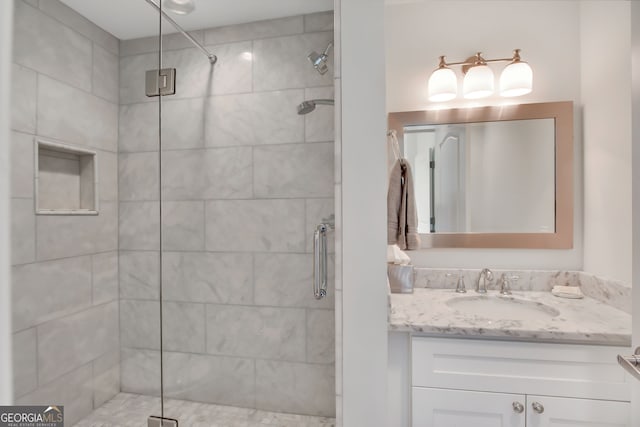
[297,99,335,115]
[307,42,333,75]
[163,0,195,15]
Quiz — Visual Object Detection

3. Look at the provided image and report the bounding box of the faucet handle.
[499,273,517,295]
[446,271,467,293]
[455,271,467,293]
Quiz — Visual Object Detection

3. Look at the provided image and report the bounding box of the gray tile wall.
[118,11,336,418]
[10,1,120,425]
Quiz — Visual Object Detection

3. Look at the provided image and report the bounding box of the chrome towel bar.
[617,347,640,382]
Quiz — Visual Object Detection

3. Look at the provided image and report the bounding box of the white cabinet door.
[412,387,525,427]
[526,395,629,427]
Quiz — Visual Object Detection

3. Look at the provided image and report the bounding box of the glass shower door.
[119,1,166,425]
[155,1,337,425]
[153,2,220,424]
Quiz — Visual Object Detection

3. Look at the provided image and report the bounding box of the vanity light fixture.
[427,49,533,102]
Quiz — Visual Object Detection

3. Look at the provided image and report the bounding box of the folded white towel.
[387,244,411,265]
[551,285,584,299]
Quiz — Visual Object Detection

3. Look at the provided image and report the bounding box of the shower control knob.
[531,401,544,414]
[512,402,524,413]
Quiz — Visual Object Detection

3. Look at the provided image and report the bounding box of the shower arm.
[312,99,335,106]
[322,42,333,57]
[143,0,217,64]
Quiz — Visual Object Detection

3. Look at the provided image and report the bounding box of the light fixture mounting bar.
[442,57,515,67]
[438,49,523,69]
[482,57,519,64]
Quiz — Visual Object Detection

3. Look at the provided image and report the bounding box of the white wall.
[0,0,14,405]
[386,0,581,112]
[340,0,388,425]
[385,0,583,270]
[581,1,632,285]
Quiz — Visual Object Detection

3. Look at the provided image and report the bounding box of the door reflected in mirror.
[403,118,555,234]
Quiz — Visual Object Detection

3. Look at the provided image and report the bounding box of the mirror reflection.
[403,119,555,234]
[388,101,573,249]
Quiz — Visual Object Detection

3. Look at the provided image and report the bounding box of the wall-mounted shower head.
[297,101,316,115]
[297,99,335,115]
[307,42,333,75]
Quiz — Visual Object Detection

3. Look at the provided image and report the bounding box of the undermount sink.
[446,295,560,320]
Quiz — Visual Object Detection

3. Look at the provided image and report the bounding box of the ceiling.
[60,0,334,40]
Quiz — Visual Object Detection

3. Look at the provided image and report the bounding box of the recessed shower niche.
[35,138,99,215]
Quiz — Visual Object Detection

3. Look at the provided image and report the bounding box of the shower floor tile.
[74,393,336,427]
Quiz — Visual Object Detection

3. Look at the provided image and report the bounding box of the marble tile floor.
[74,393,336,427]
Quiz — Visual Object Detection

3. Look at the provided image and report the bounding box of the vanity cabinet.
[410,336,630,427]
[524,395,629,427]
[413,388,525,426]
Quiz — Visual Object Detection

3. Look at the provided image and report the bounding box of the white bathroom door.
[435,132,464,232]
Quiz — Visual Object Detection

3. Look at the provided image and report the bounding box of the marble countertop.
[389,288,632,346]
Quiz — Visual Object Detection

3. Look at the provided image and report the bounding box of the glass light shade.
[427,67,457,102]
[463,65,494,99]
[500,61,533,97]
[162,0,195,15]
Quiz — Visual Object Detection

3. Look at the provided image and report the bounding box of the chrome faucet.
[476,268,493,293]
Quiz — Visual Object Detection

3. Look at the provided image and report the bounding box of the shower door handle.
[313,224,329,299]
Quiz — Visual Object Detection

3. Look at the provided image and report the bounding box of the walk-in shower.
[9,0,336,425]
[297,99,335,115]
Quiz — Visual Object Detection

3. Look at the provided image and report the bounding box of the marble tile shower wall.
[10,1,120,425]
[118,12,336,418]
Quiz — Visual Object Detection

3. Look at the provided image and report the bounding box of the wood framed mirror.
[388,101,573,249]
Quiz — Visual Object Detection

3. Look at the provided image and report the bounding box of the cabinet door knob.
[531,401,545,414]
[512,401,524,413]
